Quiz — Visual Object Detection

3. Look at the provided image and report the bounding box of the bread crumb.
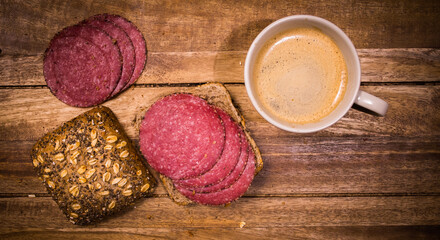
[28,194,36,198]
[239,221,246,228]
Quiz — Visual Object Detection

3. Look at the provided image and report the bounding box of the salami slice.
[82,16,135,97]
[175,146,256,205]
[57,24,122,93]
[139,94,225,180]
[174,107,242,187]
[44,36,115,107]
[176,132,250,193]
[103,14,147,90]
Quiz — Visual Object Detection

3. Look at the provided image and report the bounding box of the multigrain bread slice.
[31,106,156,224]
[137,83,263,205]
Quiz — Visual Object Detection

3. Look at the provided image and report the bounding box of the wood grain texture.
[1,226,440,240]
[1,0,440,237]
[0,85,438,142]
[0,85,438,195]
[0,196,439,229]
[1,136,439,195]
[1,0,439,55]
[1,49,439,85]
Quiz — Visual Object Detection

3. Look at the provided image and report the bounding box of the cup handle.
[354,91,389,116]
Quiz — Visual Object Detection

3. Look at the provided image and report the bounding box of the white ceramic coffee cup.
[244,15,389,133]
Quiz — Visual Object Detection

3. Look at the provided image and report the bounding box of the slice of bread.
[138,83,263,205]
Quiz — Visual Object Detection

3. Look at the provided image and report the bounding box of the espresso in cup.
[253,27,347,124]
[245,15,388,133]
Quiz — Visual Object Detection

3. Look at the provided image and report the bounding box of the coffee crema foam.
[253,27,348,124]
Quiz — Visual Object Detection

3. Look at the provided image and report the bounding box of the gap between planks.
[1,49,439,86]
[1,81,440,90]
[2,192,440,199]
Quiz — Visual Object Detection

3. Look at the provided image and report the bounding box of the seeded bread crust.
[136,83,263,206]
[31,106,156,225]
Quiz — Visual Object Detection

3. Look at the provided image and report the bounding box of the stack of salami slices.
[139,94,256,205]
[43,14,147,107]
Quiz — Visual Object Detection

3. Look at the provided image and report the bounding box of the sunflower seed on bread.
[31,106,156,225]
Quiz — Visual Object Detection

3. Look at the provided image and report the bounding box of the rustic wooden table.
[1,0,440,239]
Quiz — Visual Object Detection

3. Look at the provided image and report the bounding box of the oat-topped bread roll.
[31,106,156,225]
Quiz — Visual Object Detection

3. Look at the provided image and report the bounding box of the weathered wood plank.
[0,85,438,142]
[1,226,439,240]
[228,85,440,137]
[1,0,439,55]
[1,49,439,85]
[1,0,439,236]
[0,85,436,195]
[0,197,439,229]
[1,136,439,195]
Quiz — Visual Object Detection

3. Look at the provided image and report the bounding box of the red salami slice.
[139,94,225,180]
[103,14,147,90]
[82,16,135,97]
[57,24,122,92]
[177,132,250,193]
[175,107,242,187]
[175,146,256,205]
[44,36,115,107]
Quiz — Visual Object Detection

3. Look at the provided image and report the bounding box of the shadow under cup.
[244,15,361,133]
